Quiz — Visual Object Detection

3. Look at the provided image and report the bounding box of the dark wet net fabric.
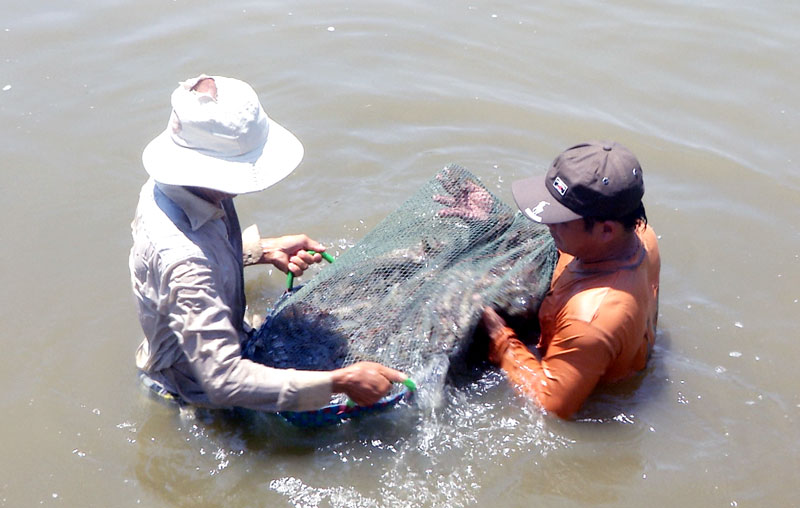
[243,165,557,413]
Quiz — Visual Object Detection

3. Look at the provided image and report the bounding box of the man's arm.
[483,307,613,419]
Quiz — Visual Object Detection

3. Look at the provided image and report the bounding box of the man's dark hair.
[583,202,648,232]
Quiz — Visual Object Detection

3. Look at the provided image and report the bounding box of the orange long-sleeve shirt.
[494,225,660,418]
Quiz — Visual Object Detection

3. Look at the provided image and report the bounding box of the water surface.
[1,0,799,506]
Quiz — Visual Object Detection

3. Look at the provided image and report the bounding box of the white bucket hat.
[142,74,304,194]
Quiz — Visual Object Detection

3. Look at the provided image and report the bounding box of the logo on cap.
[524,200,550,223]
[552,177,568,196]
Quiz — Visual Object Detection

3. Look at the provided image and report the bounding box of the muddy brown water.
[2,1,799,506]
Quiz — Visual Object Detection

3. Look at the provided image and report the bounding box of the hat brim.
[142,117,304,195]
[512,175,583,224]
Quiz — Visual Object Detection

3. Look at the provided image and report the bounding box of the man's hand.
[258,234,326,276]
[331,361,408,406]
[482,306,511,365]
[433,172,492,221]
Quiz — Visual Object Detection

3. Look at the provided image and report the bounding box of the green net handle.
[285,250,335,290]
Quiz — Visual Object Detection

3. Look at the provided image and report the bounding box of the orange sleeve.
[495,320,615,419]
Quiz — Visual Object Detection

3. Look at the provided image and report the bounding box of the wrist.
[258,239,281,264]
[488,327,516,365]
[330,368,351,393]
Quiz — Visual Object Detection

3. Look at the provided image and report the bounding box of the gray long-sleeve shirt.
[129,178,332,411]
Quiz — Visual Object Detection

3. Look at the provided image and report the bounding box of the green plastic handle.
[286,249,335,290]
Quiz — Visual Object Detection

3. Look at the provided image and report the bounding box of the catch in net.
[243,165,557,425]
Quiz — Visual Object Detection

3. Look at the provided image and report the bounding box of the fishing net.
[243,165,557,425]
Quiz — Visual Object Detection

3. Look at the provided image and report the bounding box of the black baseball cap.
[512,141,644,224]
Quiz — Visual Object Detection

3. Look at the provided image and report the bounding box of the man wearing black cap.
[482,141,660,419]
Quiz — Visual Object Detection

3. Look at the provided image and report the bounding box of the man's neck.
[580,229,640,265]
[186,186,235,206]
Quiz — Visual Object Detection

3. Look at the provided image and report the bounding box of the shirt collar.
[568,237,645,276]
[155,182,226,231]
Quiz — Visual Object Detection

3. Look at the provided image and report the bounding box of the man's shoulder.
[558,258,653,345]
[560,285,633,323]
[132,182,206,270]
[557,258,648,325]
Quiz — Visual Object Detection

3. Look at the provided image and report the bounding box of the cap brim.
[511,175,583,224]
[142,117,304,195]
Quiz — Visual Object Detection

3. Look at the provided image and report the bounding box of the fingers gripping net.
[244,165,557,400]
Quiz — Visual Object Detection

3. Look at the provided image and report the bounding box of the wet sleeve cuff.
[277,370,335,411]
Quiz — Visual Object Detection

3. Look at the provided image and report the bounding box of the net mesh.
[244,165,557,400]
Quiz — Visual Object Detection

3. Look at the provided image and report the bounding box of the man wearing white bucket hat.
[129,75,406,411]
